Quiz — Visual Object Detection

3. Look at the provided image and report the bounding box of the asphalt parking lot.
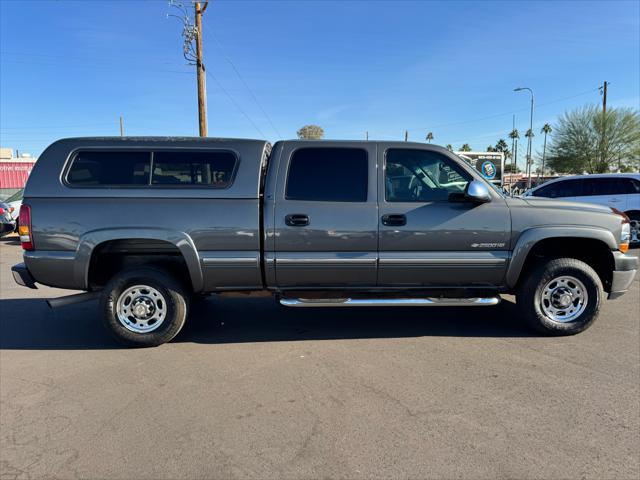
[1,236,639,480]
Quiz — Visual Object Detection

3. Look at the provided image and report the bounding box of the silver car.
[0,202,16,237]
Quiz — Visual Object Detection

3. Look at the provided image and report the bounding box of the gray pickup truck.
[11,137,638,346]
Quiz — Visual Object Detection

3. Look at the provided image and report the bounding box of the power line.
[205,69,267,139]
[203,24,282,138]
[404,87,600,134]
[1,122,117,131]
[0,58,194,75]
[340,86,601,138]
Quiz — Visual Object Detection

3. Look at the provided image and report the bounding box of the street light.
[514,87,534,189]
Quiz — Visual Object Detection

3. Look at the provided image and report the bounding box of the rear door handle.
[381,214,406,226]
[285,214,310,227]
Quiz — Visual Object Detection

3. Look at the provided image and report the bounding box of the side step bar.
[280,297,501,308]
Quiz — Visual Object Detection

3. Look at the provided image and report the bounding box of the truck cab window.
[385,149,470,202]
[285,147,368,202]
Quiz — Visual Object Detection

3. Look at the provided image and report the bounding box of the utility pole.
[119,116,124,137]
[195,2,209,137]
[600,81,608,167]
[514,87,534,189]
[510,115,515,183]
[404,130,408,142]
[365,131,369,140]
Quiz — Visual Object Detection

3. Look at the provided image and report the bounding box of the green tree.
[540,123,552,177]
[459,143,472,152]
[486,145,496,152]
[494,138,511,160]
[547,105,640,173]
[446,144,453,151]
[296,125,325,140]
[426,132,434,143]
[503,163,521,173]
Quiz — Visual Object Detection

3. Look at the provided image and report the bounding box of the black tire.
[517,258,603,336]
[100,267,189,347]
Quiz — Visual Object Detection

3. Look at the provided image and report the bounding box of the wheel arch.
[76,228,203,292]
[506,227,617,291]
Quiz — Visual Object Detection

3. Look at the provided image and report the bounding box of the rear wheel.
[517,258,603,336]
[100,267,189,347]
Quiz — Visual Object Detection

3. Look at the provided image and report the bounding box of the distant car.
[3,188,23,225]
[524,173,640,246]
[0,202,16,237]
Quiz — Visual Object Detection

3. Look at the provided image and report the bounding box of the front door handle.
[381,214,406,226]
[285,214,310,227]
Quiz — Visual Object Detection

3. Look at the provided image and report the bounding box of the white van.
[525,173,640,245]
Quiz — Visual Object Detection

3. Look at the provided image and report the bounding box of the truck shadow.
[0,296,537,350]
[0,235,20,246]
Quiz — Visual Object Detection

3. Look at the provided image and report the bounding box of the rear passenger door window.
[67,151,150,186]
[285,147,368,201]
[583,178,635,196]
[152,151,237,187]
[581,177,630,209]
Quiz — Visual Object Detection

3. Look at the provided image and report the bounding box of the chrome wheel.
[540,275,588,323]
[116,285,167,333]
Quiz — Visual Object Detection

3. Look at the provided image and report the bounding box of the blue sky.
[1,0,639,157]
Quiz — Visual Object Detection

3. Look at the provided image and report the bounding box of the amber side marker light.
[611,207,630,253]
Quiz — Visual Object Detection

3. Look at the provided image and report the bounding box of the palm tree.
[524,128,535,179]
[426,132,434,143]
[460,143,472,152]
[446,144,453,151]
[508,128,520,174]
[540,123,552,178]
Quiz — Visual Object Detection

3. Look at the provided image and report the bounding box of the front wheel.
[517,258,603,336]
[100,267,189,347]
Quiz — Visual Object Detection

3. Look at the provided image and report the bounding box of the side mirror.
[465,180,492,203]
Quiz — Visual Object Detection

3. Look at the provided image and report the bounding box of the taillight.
[0,207,4,215]
[18,204,34,251]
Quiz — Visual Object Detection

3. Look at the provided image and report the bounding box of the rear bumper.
[608,251,638,300]
[11,263,37,289]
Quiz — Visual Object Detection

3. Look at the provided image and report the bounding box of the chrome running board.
[279,297,501,308]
